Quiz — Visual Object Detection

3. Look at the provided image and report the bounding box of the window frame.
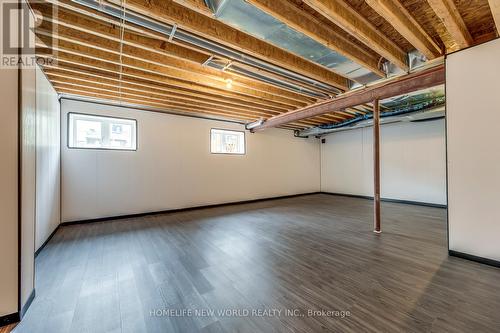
[67,112,138,151]
[210,128,246,155]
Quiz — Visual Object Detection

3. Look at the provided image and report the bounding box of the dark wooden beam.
[373,99,381,234]
[252,64,445,130]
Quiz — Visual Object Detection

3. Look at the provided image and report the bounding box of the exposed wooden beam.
[105,0,350,90]
[172,0,212,16]
[48,77,281,118]
[302,0,408,70]
[252,64,445,130]
[365,0,442,59]
[426,0,473,49]
[55,87,324,128]
[58,86,324,129]
[53,78,342,127]
[41,62,298,111]
[52,81,327,127]
[34,2,332,98]
[488,0,500,35]
[32,3,210,63]
[39,0,216,57]
[35,24,317,105]
[373,99,381,234]
[36,37,311,108]
[56,87,256,121]
[53,82,286,120]
[245,0,385,77]
[43,67,290,113]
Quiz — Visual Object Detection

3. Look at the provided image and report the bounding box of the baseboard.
[320,192,447,209]
[20,289,35,319]
[449,250,500,268]
[35,226,60,258]
[60,192,322,226]
[60,191,446,226]
[0,312,19,328]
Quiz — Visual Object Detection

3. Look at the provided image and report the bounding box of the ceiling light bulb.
[225,79,233,89]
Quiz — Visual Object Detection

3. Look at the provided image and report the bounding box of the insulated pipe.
[373,99,381,234]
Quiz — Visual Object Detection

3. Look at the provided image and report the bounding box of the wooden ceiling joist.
[302,0,409,70]
[365,0,442,59]
[171,0,212,16]
[58,87,322,129]
[36,39,311,109]
[426,0,473,49]
[245,0,385,77]
[49,77,282,118]
[35,25,317,105]
[41,0,217,57]
[55,86,326,128]
[33,4,210,63]
[35,2,334,99]
[49,70,331,128]
[57,88,258,121]
[54,83,264,117]
[104,0,350,90]
[38,58,303,113]
[488,0,500,34]
[252,64,445,131]
[43,67,290,113]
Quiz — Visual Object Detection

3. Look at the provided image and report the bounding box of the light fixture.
[225,78,233,89]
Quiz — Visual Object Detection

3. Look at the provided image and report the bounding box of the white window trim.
[68,112,137,151]
[210,128,246,155]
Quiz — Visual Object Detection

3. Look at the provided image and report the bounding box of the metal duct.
[72,0,341,95]
[204,0,228,16]
[205,0,380,85]
[383,50,428,78]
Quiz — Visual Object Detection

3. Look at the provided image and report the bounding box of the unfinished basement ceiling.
[205,0,380,85]
[32,0,499,131]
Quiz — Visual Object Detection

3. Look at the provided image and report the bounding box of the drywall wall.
[0,0,19,316]
[20,56,36,313]
[35,67,60,251]
[447,38,500,262]
[0,53,19,320]
[19,1,36,310]
[61,99,320,222]
[321,119,447,205]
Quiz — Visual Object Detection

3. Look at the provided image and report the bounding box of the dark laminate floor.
[14,194,500,333]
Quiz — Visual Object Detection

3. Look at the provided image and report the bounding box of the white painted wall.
[321,119,447,205]
[447,38,500,262]
[0,58,19,319]
[35,68,60,251]
[20,54,36,312]
[61,99,320,222]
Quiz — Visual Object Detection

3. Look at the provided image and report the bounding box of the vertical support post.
[373,99,381,233]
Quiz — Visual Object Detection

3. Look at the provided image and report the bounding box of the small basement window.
[68,113,137,150]
[210,128,245,155]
